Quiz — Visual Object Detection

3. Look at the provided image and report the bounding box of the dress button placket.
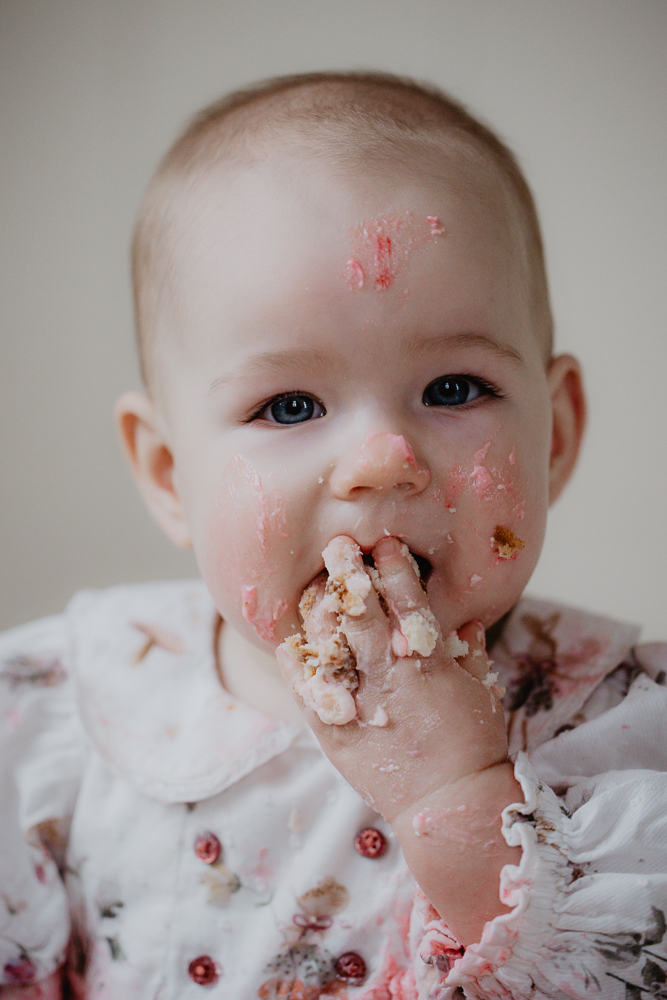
[189,834,223,985]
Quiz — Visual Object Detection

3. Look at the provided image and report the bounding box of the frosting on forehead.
[344,211,445,291]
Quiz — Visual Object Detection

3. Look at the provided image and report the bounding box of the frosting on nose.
[331,432,430,496]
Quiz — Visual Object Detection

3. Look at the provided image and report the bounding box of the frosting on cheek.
[202,456,291,639]
[241,585,290,642]
[216,455,289,571]
[462,443,527,524]
[436,444,530,592]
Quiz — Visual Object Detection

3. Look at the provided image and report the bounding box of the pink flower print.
[2,655,66,689]
[292,913,334,939]
[284,878,350,947]
[4,953,37,984]
[259,945,349,999]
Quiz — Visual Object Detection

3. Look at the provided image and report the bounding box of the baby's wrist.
[390,758,521,840]
[390,760,524,943]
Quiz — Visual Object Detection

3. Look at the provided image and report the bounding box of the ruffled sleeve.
[411,646,667,999]
[0,614,84,988]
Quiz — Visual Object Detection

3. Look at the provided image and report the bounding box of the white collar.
[67,580,639,800]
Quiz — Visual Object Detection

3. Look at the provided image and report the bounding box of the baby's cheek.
[436,443,545,617]
[197,455,296,645]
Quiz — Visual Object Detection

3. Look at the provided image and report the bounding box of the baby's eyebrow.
[208,348,338,394]
[408,332,526,367]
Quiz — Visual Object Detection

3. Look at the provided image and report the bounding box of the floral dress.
[1,579,666,999]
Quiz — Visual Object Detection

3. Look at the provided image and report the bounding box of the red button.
[335,951,367,983]
[355,827,387,858]
[188,955,220,986]
[194,832,222,864]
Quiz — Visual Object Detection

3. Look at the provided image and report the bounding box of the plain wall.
[1,0,665,639]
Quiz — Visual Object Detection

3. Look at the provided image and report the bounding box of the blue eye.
[260,393,325,425]
[423,376,493,407]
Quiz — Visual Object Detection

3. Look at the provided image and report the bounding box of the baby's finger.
[372,537,427,614]
[372,536,439,659]
[298,572,338,645]
[321,536,390,660]
[452,621,487,681]
[276,641,358,726]
[453,620,503,695]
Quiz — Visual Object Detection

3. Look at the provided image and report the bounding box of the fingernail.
[374,536,402,559]
[471,620,486,646]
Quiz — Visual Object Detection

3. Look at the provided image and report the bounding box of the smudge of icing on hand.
[491,525,526,561]
[280,631,358,725]
[412,803,469,839]
[367,705,389,727]
[442,632,469,660]
[321,539,372,617]
[345,212,445,292]
[395,609,439,657]
[300,671,357,725]
[391,628,410,658]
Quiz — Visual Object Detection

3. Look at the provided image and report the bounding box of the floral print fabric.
[1,580,666,999]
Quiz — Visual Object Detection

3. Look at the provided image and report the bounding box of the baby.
[1,71,666,1000]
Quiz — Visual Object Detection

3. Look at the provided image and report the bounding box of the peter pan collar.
[66,580,640,801]
[67,580,308,803]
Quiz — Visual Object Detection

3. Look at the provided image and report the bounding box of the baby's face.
[159,153,556,648]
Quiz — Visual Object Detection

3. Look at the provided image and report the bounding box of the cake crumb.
[492,525,526,560]
[443,632,469,660]
[399,609,438,657]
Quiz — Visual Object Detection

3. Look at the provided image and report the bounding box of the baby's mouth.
[304,539,434,602]
[362,548,433,586]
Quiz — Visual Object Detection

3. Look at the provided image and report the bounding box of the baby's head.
[118,71,585,648]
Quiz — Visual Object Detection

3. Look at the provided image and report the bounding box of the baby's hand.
[276,535,509,823]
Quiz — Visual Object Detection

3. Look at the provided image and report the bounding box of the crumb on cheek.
[491,525,526,561]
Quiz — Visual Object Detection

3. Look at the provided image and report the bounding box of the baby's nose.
[330,432,430,498]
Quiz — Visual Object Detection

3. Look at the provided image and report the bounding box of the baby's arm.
[277,534,522,945]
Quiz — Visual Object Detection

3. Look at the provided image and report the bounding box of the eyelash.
[423,374,504,407]
[246,375,504,425]
[246,391,325,424]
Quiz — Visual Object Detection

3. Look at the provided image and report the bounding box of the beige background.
[1,1,665,639]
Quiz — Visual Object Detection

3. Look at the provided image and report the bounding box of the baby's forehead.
[152,152,539,389]
[178,134,524,253]
[135,80,553,392]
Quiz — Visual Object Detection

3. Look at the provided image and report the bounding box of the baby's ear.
[114,391,192,549]
[546,354,586,505]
